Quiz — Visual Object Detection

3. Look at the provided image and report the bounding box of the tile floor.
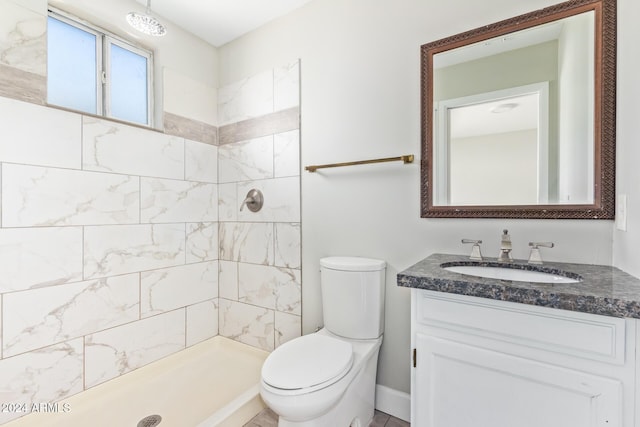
[244,408,410,426]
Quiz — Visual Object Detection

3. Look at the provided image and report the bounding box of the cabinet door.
[413,334,622,427]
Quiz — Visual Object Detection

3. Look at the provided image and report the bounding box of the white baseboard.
[375,384,410,422]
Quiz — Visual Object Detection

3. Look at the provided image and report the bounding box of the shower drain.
[137,414,162,427]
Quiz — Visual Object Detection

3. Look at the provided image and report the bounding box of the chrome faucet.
[528,242,554,264]
[498,229,513,262]
[461,239,483,260]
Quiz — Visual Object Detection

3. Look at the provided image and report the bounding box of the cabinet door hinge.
[413,348,417,367]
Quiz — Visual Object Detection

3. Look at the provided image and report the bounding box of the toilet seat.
[262,334,353,393]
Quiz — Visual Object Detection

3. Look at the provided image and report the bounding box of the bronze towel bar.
[305,154,414,172]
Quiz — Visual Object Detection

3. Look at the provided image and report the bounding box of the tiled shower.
[0,0,301,422]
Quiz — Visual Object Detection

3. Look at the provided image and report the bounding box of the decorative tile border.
[0,64,46,105]
[163,112,218,146]
[218,107,300,146]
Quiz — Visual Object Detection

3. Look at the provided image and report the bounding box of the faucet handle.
[528,242,554,264]
[462,239,483,261]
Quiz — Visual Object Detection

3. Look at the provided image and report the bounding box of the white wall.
[450,129,538,205]
[557,12,594,203]
[612,0,640,277]
[218,0,619,395]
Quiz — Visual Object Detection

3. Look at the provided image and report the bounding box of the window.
[47,10,153,126]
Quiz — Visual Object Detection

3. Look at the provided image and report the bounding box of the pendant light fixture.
[126,0,167,37]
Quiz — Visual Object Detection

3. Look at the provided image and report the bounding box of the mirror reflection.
[432,11,594,207]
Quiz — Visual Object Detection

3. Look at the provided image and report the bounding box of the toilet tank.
[320,257,386,340]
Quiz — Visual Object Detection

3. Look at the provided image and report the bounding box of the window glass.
[47,10,153,126]
[109,42,149,125]
[47,16,98,114]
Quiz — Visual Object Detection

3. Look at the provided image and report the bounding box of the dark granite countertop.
[397,253,640,319]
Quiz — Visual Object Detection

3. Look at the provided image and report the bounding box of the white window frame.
[48,8,154,127]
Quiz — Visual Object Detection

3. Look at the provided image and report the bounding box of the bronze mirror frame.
[420,0,616,219]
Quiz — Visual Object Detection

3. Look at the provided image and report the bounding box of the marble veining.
[186,222,218,263]
[218,135,274,183]
[398,253,640,318]
[140,178,217,223]
[219,298,275,351]
[238,263,301,315]
[0,2,46,76]
[219,222,274,265]
[83,224,186,279]
[0,339,83,424]
[274,312,302,347]
[84,310,185,388]
[3,274,139,357]
[274,223,301,269]
[2,164,140,227]
[0,227,83,293]
[140,261,218,317]
[82,116,184,180]
[185,139,218,183]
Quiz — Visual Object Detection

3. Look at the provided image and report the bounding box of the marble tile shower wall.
[217,60,302,352]
[0,96,219,424]
[0,0,47,104]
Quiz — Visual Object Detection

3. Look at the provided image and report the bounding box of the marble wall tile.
[3,274,140,357]
[0,0,46,76]
[2,164,140,227]
[140,178,217,223]
[0,339,83,424]
[164,113,218,146]
[274,130,300,178]
[218,183,238,221]
[83,224,185,279]
[218,107,299,146]
[140,261,218,317]
[84,310,185,388]
[239,264,301,315]
[0,227,83,293]
[274,223,301,269]
[219,222,274,265]
[275,312,302,348]
[185,139,218,183]
[4,0,47,15]
[186,222,218,263]
[237,177,301,222]
[219,299,274,351]
[186,299,219,347]
[82,116,184,179]
[0,96,81,169]
[274,60,300,112]
[219,260,239,300]
[218,69,273,126]
[218,135,274,183]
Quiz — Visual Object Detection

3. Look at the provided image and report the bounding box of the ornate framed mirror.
[420,0,615,219]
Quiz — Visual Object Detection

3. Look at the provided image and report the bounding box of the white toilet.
[260,256,386,427]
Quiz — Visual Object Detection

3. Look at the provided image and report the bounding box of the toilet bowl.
[259,257,386,426]
[260,329,382,426]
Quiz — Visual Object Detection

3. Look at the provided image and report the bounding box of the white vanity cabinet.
[410,289,638,427]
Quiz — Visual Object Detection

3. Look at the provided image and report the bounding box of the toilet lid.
[262,334,353,390]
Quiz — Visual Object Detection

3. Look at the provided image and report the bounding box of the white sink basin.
[443,265,581,284]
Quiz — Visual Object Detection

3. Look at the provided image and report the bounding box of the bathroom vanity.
[398,254,640,427]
